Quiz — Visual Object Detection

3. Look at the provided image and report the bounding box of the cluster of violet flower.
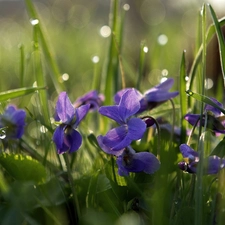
[52,78,225,176]
[53,78,179,176]
[179,98,225,174]
[2,78,225,177]
[0,105,26,140]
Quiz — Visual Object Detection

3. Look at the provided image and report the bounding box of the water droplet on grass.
[186,90,193,96]
[30,18,39,26]
[143,46,148,53]
[0,130,6,139]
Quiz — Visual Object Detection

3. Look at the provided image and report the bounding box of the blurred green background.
[0,0,225,96]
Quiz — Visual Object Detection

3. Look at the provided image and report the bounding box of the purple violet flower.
[0,105,26,139]
[116,146,160,176]
[114,78,179,114]
[184,98,225,134]
[53,92,90,154]
[178,144,225,174]
[97,89,146,153]
[74,90,104,111]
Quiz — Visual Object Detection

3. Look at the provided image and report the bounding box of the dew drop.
[40,125,48,133]
[30,18,39,26]
[186,90,193,96]
[0,130,6,139]
[143,46,148,53]
[160,77,167,83]
[185,76,189,81]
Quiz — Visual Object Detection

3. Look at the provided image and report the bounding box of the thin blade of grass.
[187,17,225,91]
[195,4,207,225]
[103,0,119,105]
[0,86,45,102]
[136,41,147,90]
[186,90,225,115]
[24,0,64,93]
[18,44,25,87]
[32,23,51,128]
[179,50,187,144]
[208,4,225,87]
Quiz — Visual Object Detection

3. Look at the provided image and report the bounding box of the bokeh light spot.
[92,56,100,64]
[62,73,69,81]
[140,0,165,26]
[100,25,111,38]
[123,4,130,11]
[157,34,168,45]
[205,78,214,90]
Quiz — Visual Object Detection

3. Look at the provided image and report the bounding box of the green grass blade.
[24,0,64,94]
[103,0,119,105]
[179,50,187,144]
[0,86,45,102]
[195,5,207,224]
[18,44,25,87]
[186,90,225,115]
[208,4,225,87]
[136,41,147,90]
[32,24,51,127]
[187,17,225,91]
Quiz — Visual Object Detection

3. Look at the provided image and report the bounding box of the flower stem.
[154,119,161,161]
[63,153,81,222]
[111,156,118,185]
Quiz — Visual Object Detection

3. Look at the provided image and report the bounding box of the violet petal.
[56,92,75,123]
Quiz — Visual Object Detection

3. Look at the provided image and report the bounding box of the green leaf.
[0,86,45,102]
[96,174,112,193]
[0,153,46,183]
[87,133,101,149]
[210,137,225,158]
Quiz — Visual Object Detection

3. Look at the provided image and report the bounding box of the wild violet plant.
[0,1,225,225]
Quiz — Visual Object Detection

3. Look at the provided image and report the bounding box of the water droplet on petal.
[160,77,167,83]
[30,18,39,26]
